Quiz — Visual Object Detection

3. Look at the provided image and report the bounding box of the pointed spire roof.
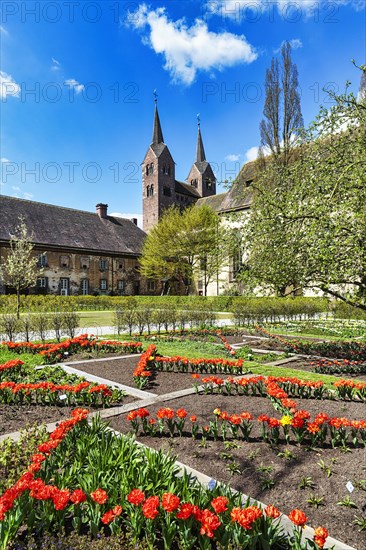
[152,91,164,145]
[195,116,206,163]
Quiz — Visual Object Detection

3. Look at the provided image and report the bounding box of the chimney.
[96,203,108,219]
[131,218,138,225]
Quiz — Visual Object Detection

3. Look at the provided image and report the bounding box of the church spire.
[195,114,206,163]
[152,90,164,145]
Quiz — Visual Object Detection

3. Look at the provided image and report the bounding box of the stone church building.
[142,101,217,232]
[0,100,251,297]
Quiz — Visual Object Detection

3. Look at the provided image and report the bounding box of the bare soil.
[0,404,76,435]
[108,393,366,550]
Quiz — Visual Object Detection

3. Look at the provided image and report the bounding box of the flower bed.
[132,345,247,390]
[109,393,366,549]
[195,374,366,402]
[312,358,366,376]
[1,409,332,550]
[256,326,366,360]
[0,360,127,408]
[2,335,142,364]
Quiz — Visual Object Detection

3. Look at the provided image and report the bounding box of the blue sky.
[1,0,365,226]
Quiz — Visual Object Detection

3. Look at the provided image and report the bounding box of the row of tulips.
[312,357,366,376]
[0,410,330,550]
[333,379,366,401]
[153,356,246,375]
[255,325,366,360]
[0,408,89,548]
[0,379,125,407]
[0,359,24,378]
[2,335,142,363]
[133,344,156,388]
[196,368,366,402]
[195,374,330,400]
[127,406,366,448]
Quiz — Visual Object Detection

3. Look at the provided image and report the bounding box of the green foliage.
[139,204,232,295]
[0,218,39,318]
[241,65,366,311]
[0,424,49,493]
[306,494,325,508]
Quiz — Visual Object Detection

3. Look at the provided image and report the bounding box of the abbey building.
[142,101,217,232]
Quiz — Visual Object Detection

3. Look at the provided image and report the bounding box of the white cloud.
[274,38,303,53]
[225,154,241,162]
[23,192,34,200]
[110,212,143,228]
[127,5,257,85]
[64,79,84,94]
[0,71,21,99]
[1,158,10,163]
[0,26,9,36]
[245,146,260,162]
[51,57,61,71]
[12,186,21,192]
[245,145,272,162]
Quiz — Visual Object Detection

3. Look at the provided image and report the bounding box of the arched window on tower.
[150,163,154,174]
[205,178,213,189]
[191,179,198,188]
[150,184,154,196]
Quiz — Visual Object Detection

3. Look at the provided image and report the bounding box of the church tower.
[142,95,176,232]
[186,117,216,198]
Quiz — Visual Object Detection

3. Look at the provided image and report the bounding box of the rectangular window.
[100,279,107,290]
[37,277,47,288]
[117,280,125,291]
[80,279,89,295]
[100,259,108,271]
[80,256,90,269]
[148,280,156,291]
[60,255,70,268]
[60,278,69,296]
[37,253,47,267]
[117,260,125,270]
[163,186,171,197]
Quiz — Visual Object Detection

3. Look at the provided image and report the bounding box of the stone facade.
[0,197,160,296]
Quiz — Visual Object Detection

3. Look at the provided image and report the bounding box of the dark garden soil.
[67,356,209,395]
[60,350,141,363]
[0,395,138,436]
[108,393,366,550]
[0,404,76,435]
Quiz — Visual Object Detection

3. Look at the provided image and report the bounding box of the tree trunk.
[16,288,20,319]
